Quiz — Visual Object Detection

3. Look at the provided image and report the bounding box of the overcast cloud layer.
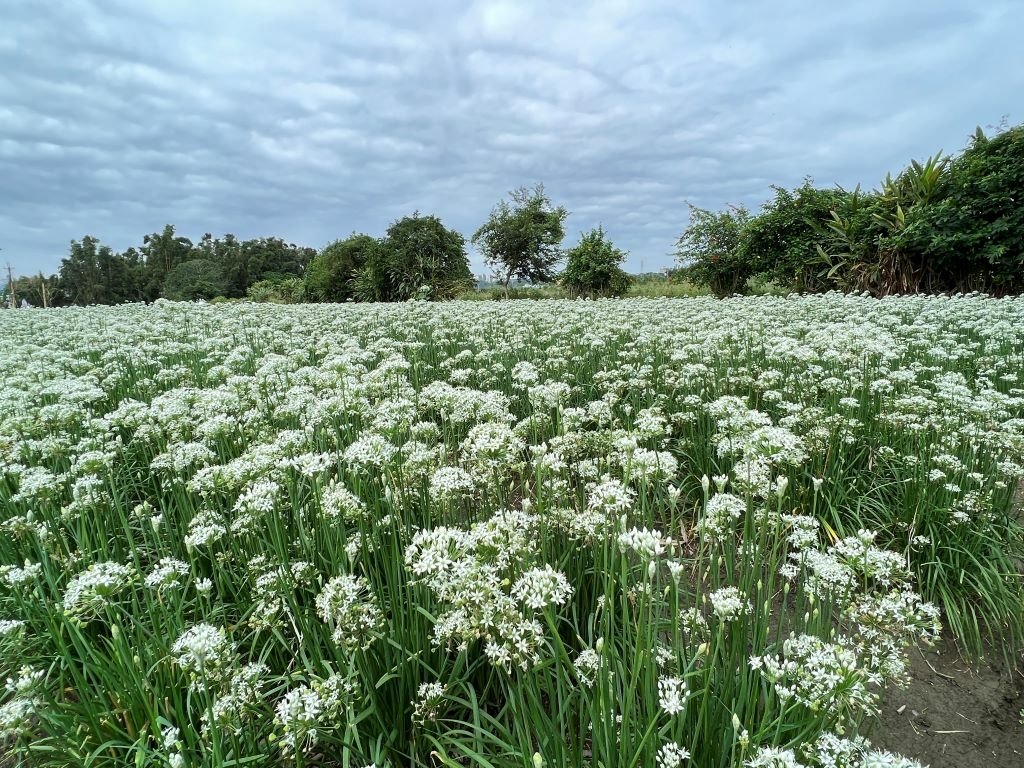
[2,0,1021,276]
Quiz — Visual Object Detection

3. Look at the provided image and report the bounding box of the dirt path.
[867,639,1024,767]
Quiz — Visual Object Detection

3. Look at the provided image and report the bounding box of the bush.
[305,235,379,302]
[894,125,1024,293]
[377,213,474,301]
[675,205,752,296]
[161,259,227,301]
[246,277,305,304]
[561,226,631,298]
[738,182,848,292]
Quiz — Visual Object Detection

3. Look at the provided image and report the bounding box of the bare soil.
[868,638,1024,767]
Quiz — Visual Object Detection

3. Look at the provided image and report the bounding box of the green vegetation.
[561,226,632,298]
[678,123,1024,296]
[375,213,474,301]
[305,235,379,303]
[162,259,228,301]
[675,205,752,297]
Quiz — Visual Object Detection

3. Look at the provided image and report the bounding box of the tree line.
[676,122,1024,296]
[5,227,317,307]
[7,120,1021,306]
[4,185,633,307]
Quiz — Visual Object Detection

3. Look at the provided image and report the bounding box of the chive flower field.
[1,295,1022,767]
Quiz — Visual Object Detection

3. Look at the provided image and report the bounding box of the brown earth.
[868,639,1024,768]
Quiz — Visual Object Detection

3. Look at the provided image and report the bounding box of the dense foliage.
[304,235,379,303]
[736,183,846,292]
[6,225,317,307]
[7,123,1024,306]
[1,297,1022,767]
[162,259,228,301]
[678,123,1024,295]
[375,213,474,301]
[895,127,1024,291]
[12,212,474,307]
[561,226,632,297]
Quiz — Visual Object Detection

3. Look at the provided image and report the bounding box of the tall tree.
[472,184,568,297]
[195,233,243,295]
[141,225,194,300]
[58,236,113,305]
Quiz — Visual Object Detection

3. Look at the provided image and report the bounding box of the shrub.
[161,259,227,301]
[561,226,632,298]
[738,182,848,292]
[305,235,379,302]
[894,125,1024,293]
[675,205,752,296]
[378,213,474,301]
[246,277,305,304]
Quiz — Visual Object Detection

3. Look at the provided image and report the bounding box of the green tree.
[561,226,632,298]
[305,234,379,302]
[141,225,194,300]
[377,213,472,301]
[161,259,227,301]
[675,204,752,296]
[57,236,139,305]
[231,237,314,297]
[472,184,568,297]
[11,272,62,307]
[194,233,243,295]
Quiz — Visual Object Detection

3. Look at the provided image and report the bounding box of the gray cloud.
[1,0,1021,276]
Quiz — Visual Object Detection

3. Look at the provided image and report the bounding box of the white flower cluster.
[709,586,752,623]
[274,673,357,756]
[62,561,134,622]
[657,675,690,716]
[750,634,877,717]
[1,294,1016,768]
[0,665,45,741]
[405,509,571,670]
[172,623,236,686]
[315,574,384,651]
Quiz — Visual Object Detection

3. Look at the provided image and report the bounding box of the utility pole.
[5,260,15,310]
[38,271,49,308]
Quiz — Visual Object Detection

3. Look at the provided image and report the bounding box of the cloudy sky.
[2,0,1020,276]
